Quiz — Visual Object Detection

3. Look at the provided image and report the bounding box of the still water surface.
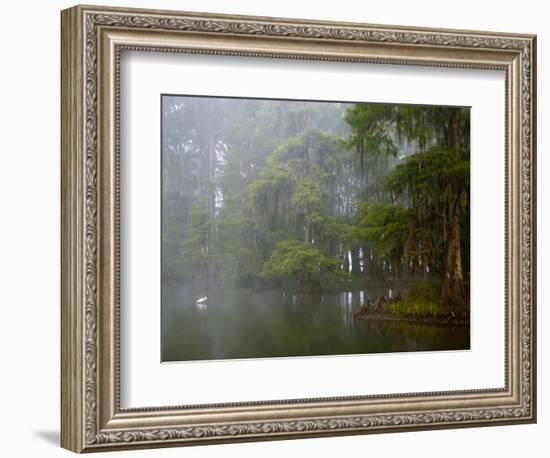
[161,285,470,362]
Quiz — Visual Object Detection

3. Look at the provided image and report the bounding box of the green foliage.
[248,128,352,243]
[271,129,343,164]
[248,158,292,209]
[260,240,343,284]
[344,104,397,157]
[390,105,471,155]
[180,199,212,272]
[162,220,187,281]
[384,146,470,271]
[214,209,262,284]
[385,146,470,200]
[388,282,443,316]
[306,212,357,248]
[355,202,413,261]
[291,179,324,213]
[344,104,398,181]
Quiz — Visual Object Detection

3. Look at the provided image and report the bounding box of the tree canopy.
[162,96,470,311]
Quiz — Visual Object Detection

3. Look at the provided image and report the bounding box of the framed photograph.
[61,4,537,453]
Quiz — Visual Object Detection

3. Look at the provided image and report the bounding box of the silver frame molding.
[61,4,537,453]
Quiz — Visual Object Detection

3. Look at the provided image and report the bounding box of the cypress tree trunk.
[351,246,361,276]
[393,255,400,291]
[440,193,467,310]
[300,274,322,294]
[440,110,467,310]
[343,249,350,274]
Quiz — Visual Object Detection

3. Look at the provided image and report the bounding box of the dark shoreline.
[355,312,470,327]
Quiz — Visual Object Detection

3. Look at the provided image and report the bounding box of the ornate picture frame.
[61,4,536,453]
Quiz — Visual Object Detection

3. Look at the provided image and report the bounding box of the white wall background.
[0,0,546,456]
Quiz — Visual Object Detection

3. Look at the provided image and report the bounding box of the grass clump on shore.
[389,282,443,317]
